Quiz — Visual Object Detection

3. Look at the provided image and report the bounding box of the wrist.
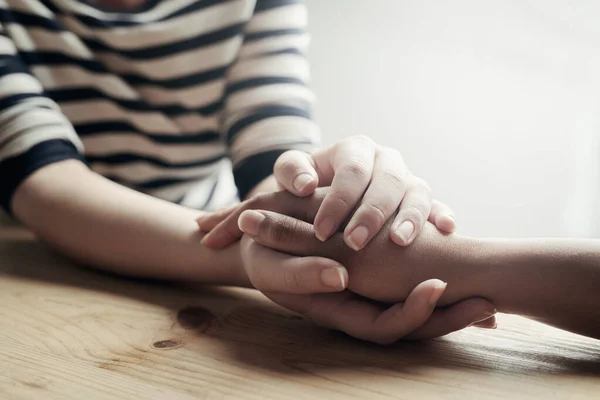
[415,233,489,306]
[229,243,252,288]
[189,241,252,288]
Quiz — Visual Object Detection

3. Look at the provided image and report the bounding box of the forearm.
[468,237,600,338]
[12,160,250,286]
[342,222,600,337]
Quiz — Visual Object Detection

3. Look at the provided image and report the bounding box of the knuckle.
[411,176,432,198]
[267,217,297,243]
[274,152,298,173]
[342,159,370,180]
[361,202,388,227]
[380,171,407,193]
[329,192,353,214]
[284,269,304,290]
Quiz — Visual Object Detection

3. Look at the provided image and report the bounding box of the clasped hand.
[197,137,496,344]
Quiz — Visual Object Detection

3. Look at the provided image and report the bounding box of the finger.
[238,209,342,259]
[343,149,409,251]
[200,191,323,249]
[471,315,497,329]
[273,150,319,197]
[405,298,497,340]
[390,177,433,246]
[313,136,376,242]
[275,279,447,345]
[242,236,348,294]
[428,200,457,234]
[355,279,447,344]
[196,205,238,232]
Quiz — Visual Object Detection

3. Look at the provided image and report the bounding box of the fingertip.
[200,234,212,247]
[472,316,497,329]
[292,173,318,196]
[392,220,415,246]
[390,227,412,247]
[437,215,457,233]
[428,281,447,306]
[200,232,228,249]
[344,225,370,251]
[238,210,265,237]
[320,265,348,291]
[315,216,336,242]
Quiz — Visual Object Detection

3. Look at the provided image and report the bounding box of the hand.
[237,218,349,294]
[266,277,496,344]
[236,204,481,305]
[238,209,496,343]
[199,136,456,250]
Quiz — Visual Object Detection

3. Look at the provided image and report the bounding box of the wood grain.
[1,226,599,399]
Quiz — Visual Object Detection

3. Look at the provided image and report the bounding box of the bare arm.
[237,200,600,339]
[468,237,600,338]
[347,223,600,338]
[12,160,249,286]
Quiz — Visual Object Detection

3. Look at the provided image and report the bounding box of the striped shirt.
[0,0,319,214]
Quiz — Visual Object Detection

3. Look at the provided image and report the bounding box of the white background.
[305,0,600,238]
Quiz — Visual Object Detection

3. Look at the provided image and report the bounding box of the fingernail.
[346,225,369,251]
[396,220,415,244]
[316,216,336,242]
[293,173,314,193]
[483,309,497,318]
[446,215,457,228]
[428,281,447,306]
[238,210,265,237]
[321,267,347,290]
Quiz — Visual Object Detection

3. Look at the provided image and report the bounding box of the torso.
[1,0,252,208]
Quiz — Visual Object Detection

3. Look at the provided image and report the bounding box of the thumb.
[238,209,341,258]
[274,150,319,197]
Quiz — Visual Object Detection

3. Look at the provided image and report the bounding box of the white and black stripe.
[0,0,318,213]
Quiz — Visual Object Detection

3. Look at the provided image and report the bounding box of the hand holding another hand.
[218,190,497,344]
[198,136,456,250]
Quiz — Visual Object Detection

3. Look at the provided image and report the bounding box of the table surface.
[1,224,600,400]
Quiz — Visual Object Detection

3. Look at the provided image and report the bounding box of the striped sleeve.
[222,0,320,199]
[0,22,85,214]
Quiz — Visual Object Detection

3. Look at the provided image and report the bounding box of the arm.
[465,237,600,338]
[355,226,600,339]
[0,23,248,285]
[236,198,600,339]
[12,159,248,285]
[14,161,499,344]
[345,224,600,338]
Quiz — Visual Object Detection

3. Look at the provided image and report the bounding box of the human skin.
[235,194,600,340]
[12,160,495,343]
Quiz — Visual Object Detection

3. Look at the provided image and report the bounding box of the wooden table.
[1,224,599,399]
